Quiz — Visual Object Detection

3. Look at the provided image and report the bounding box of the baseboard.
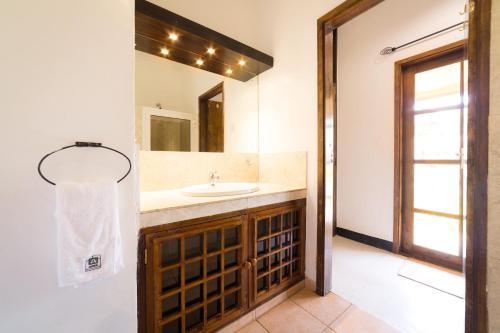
[336,227,393,252]
[304,277,315,291]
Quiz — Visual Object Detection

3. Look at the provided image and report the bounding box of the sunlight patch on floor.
[331,236,465,333]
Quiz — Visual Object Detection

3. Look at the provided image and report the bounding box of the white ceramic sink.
[181,182,259,197]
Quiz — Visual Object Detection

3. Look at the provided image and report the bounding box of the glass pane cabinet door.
[249,204,305,306]
[147,217,247,333]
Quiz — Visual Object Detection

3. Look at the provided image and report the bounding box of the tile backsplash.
[140,151,259,191]
[140,151,306,192]
[259,152,307,188]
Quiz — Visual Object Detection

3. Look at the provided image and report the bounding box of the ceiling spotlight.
[226,68,233,75]
[168,33,179,41]
[238,59,246,66]
[207,47,215,55]
[196,59,204,66]
[160,48,169,56]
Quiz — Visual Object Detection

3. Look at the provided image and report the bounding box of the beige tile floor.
[233,236,464,333]
[235,289,400,333]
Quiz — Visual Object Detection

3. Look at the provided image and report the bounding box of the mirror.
[135,50,259,153]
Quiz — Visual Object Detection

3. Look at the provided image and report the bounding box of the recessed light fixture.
[226,68,233,75]
[196,59,204,66]
[168,33,179,41]
[160,48,169,56]
[238,59,246,66]
[207,47,215,55]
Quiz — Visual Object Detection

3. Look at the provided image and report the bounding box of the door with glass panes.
[401,45,467,271]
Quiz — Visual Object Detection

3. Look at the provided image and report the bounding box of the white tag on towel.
[84,255,102,272]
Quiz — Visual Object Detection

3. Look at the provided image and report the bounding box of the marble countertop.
[139,183,307,229]
[140,183,306,213]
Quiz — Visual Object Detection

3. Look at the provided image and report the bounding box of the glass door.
[401,47,467,271]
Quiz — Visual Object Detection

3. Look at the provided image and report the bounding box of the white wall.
[336,0,464,241]
[0,1,137,332]
[135,50,259,153]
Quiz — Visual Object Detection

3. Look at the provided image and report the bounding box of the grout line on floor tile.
[288,293,351,327]
[326,293,354,326]
[288,295,324,324]
[256,318,271,333]
[328,304,353,327]
[257,320,270,333]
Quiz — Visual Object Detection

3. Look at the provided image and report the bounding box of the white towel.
[55,181,123,287]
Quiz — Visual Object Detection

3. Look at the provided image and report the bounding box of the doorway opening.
[317,0,491,332]
[199,82,224,152]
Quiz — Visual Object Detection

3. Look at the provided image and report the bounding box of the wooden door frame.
[199,82,224,152]
[394,41,466,272]
[316,1,491,332]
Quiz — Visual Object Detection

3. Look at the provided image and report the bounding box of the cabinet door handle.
[243,261,252,270]
[250,258,257,267]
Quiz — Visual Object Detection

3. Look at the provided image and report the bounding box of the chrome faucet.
[209,171,220,186]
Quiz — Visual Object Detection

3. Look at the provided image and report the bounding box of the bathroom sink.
[181,182,259,197]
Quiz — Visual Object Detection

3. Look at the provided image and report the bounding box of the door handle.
[242,258,257,270]
[243,261,252,270]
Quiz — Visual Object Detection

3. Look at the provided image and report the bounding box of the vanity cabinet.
[139,200,305,333]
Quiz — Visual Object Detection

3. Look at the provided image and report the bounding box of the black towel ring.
[37,141,132,185]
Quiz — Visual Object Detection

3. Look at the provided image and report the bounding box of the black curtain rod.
[380,21,466,55]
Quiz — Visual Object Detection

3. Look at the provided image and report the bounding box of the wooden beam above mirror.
[135,0,274,82]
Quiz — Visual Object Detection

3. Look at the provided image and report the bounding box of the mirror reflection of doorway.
[150,116,191,151]
[142,107,197,151]
[199,82,224,152]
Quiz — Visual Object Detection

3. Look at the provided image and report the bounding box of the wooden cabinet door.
[144,215,248,333]
[248,201,306,307]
